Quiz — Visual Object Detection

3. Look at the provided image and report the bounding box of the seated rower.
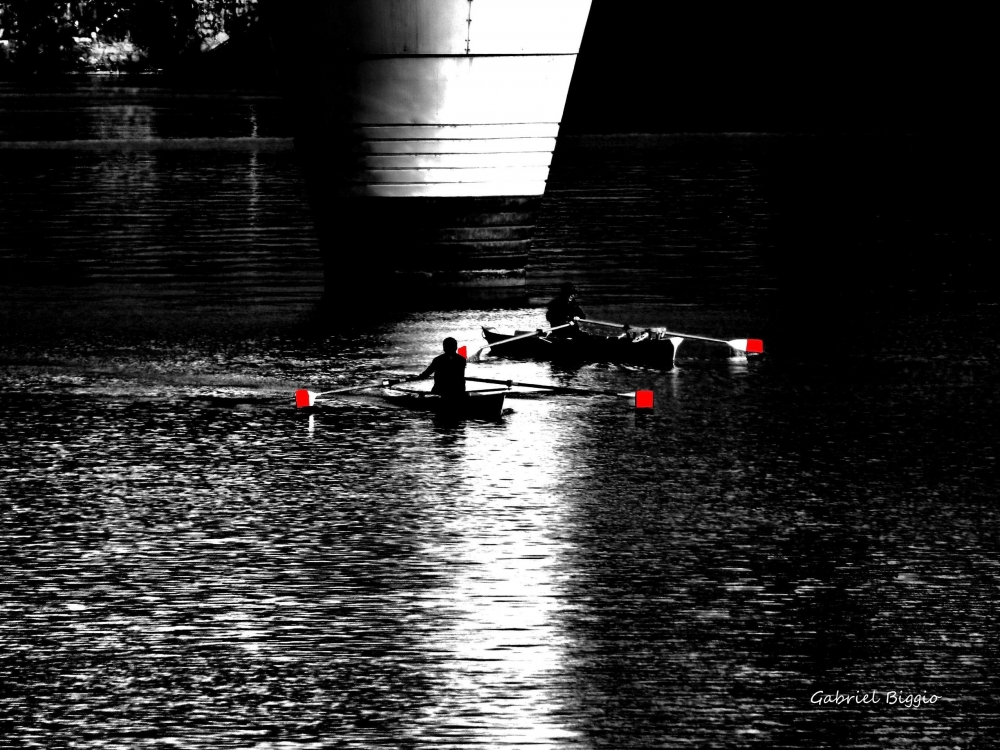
[546,282,586,337]
[417,337,467,396]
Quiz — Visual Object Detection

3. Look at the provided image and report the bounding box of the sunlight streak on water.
[407,400,579,747]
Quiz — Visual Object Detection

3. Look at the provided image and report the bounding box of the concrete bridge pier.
[264,0,593,304]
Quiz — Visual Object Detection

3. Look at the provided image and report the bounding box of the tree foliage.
[0,1,258,74]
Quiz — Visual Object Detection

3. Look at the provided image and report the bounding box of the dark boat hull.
[379,387,507,420]
[482,327,677,368]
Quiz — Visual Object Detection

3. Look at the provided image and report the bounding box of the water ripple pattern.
[1,83,998,749]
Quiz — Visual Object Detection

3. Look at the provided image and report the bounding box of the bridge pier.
[263,0,593,304]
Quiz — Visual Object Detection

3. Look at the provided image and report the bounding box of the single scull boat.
[296,381,509,421]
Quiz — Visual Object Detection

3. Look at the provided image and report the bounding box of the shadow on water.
[756,133,995,362]
[2,85,994,365]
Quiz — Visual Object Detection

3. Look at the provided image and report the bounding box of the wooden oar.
[464,376,654,409]
[580,318,764,354]
[466,323,574,362]
[295,377,412,408]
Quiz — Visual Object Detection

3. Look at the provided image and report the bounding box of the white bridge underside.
[342,58,576,197]
[314,0,593,198]
[270,0,595,291]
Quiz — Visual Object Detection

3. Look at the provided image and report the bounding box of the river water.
[1,81,997,749]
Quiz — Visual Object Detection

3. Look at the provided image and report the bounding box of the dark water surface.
[1,82,998,749]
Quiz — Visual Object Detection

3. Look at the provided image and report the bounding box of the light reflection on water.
[2,84,998,748]
[402,398,577,747]
[0,346,630,748]
[3,319,996,748]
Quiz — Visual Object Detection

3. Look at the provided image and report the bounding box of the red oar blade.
[635,390,654,410]
[295,389,315,408]
[458,345,467,359]
[726,338,765,354]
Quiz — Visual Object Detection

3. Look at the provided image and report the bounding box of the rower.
[545,282,586,337]
[417,337,467,396]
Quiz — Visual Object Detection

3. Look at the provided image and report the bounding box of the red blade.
[458,345,467,359]
[746,339,764,354]
[635,390,654,409]
[295,389,314,408]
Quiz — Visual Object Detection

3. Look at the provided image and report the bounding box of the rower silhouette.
[546,282,586,328]
[418,337,467,396]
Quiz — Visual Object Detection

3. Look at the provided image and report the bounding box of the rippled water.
[1,81,998,749]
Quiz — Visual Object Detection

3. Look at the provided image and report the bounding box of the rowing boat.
[378,386,507,420]
[298,384,508,420]
[481,324,679,367]
[296,376,650,415]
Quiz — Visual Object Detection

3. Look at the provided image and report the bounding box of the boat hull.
[482,327,678,368]
[379,387,507,420]
[262,0,593,302]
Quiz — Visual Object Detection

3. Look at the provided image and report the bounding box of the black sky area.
[561,4,991,134]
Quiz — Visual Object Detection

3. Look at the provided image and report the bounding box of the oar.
[580,318,764,354]
[466,323,574,362]
[295,377,412,408]
[464,376,654,409]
